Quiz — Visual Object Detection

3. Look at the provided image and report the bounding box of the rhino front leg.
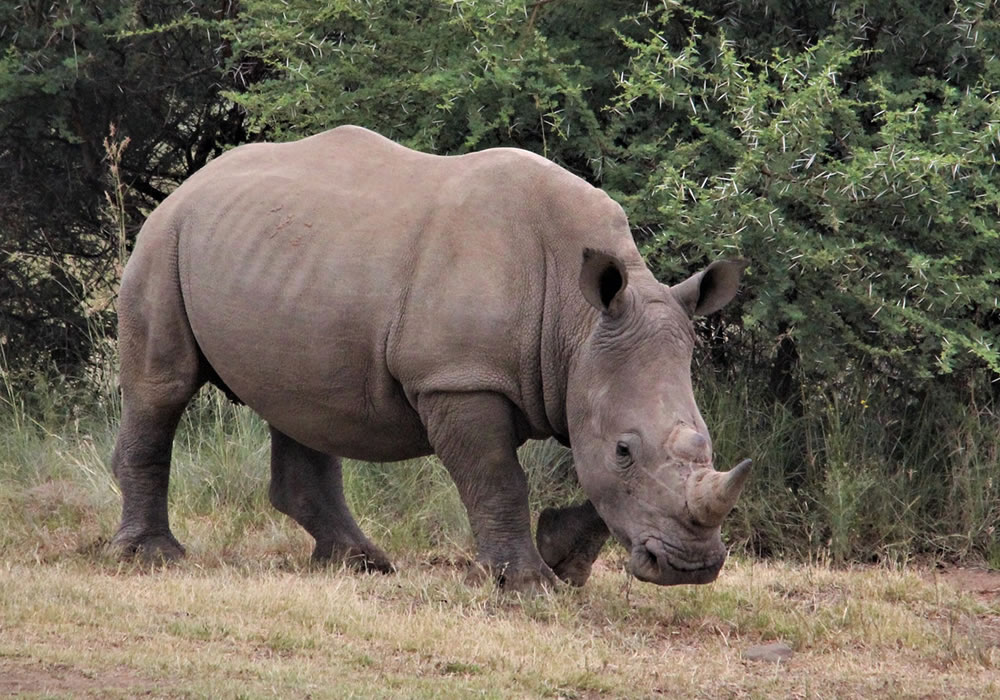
[268,427,393,573]
[536,501,610,587]
[419,392,558,591]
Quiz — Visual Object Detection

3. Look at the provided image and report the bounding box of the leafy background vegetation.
[2,0,998,566]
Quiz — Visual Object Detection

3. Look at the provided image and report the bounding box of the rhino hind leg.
[111,369,201,563]
[536,501,610,587]
[268,427,394,573]
[110,393,192,562]
[110,234,207,562]
[419,392,559,591]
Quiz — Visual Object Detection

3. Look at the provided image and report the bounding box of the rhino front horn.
[687,459,752,528]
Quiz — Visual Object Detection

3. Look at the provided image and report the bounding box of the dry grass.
[1,530,998,698]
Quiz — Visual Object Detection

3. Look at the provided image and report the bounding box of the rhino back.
[162,126,630,458]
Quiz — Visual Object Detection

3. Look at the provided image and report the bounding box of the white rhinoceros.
[111,125,750,589]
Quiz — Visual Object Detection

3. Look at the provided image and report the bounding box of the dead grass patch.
[1,550,997,698]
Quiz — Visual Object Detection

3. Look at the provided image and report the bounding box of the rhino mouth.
[627,536,726,586]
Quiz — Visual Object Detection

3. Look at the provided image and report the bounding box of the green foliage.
[221,0,611,166]
[9,0,996,396]
[604,1,1000,393]
[0,0,245,375]
[705,371,1000,565]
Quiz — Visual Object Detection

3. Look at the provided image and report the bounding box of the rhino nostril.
[627,541,662,582]
[643,539,666,568]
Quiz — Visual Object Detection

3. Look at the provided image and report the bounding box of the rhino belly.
[196,329,430,462]
[177,197,431,462]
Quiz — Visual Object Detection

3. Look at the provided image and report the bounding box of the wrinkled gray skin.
[111,125,749,590]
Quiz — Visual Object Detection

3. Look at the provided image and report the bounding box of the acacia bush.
[612,3,1000,393]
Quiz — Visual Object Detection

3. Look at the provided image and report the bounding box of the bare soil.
[0,658,150,697]
[927,565,1000,602]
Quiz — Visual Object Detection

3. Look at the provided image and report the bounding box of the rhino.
[111,125,750,590]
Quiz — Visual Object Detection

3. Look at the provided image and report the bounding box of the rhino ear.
[671,259,747,316]
[580,248,629,316]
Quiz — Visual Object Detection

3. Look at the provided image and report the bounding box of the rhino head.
[566,249,749,585]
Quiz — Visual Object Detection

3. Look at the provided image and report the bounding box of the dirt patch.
[926,566,1000,603]
[0,658,149,697]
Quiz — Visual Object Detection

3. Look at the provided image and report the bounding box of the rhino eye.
[615,441,633,467]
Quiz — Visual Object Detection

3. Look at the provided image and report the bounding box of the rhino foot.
[544,551,594,588]
[109,530,185,563]
[312,541,395,574]
[536,502,610,587]
[498,563,560,593]
[465,558,560,593]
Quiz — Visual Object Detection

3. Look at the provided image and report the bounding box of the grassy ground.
[1,393,999,698]
[1,549,998,697]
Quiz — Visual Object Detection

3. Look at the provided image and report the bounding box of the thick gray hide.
[111,125,749,589]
